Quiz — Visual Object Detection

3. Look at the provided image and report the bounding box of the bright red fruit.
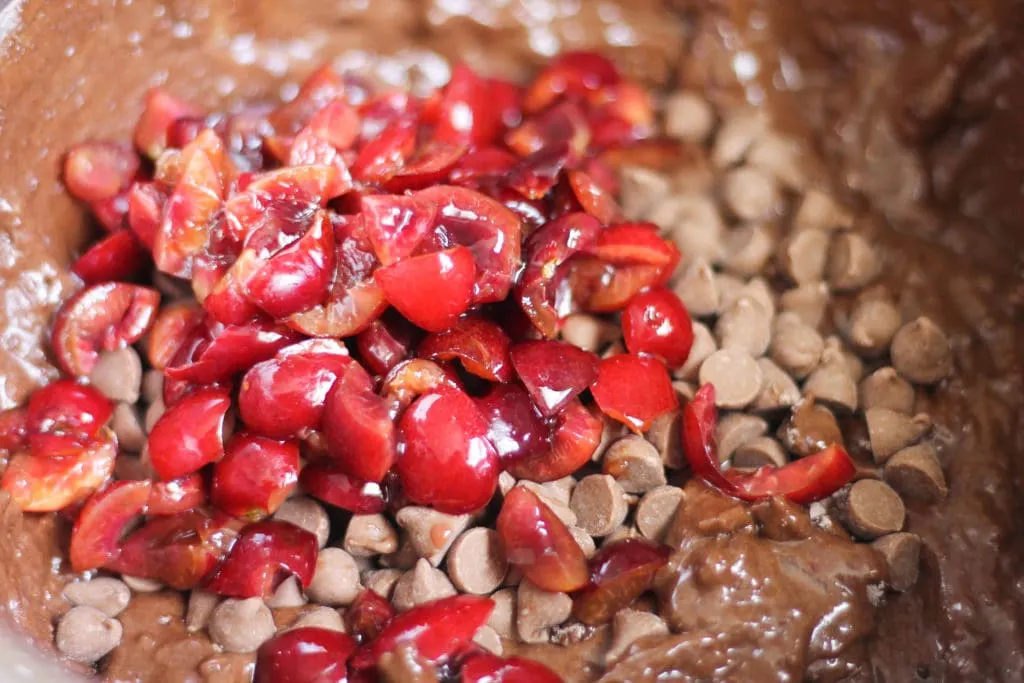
[64,141,140,203]
[238,339,351,439]
[71,231,147,285]
[506,400,602,482]
[475,384,549,467]
[203,519,319,598]
[434,64,503,147]
[351,112,418,183]
[322,362,395,483]
[268,65,347,136]
[300,464,386,514]
[448,147,518,188]
[395,388,499,514]
[523,51,621,114]
[509,340,598,417]
[506,101,591,159]
[381,359,462,417]
[361,194,437,266]
[354,314,419,376]
[345,588,395,643]
[146,301,202,371]
[572,538,670,625]
[2,429,117,512]
[134,88,200,159]
[350,595,494,670]
[384,141,467,193]
[375,246,476,333]
[51,282,160,377]
[567,169,622,225]
[460,653,563,683]
[164,317,300,385]
[507,141,572,200]
[622,287,694,369]
[419,317,513,383]
[26,380,113,458]
[146,387,232,480]
[255,627,357,683]
[70,480,151,572]
[0,408,28,452]
[147,473,207,515]
[590,354,677,432]
[496,485,588,592]
[211,433,300,520]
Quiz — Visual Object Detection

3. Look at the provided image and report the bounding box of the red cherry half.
[203,519,319,598]
[70,480,151,572]
[590,354,677,432]
[622,287,694,369]
[147,387,231,480]
[375,246,476,333]
[211,433,300,520]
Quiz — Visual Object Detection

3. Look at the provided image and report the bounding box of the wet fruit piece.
[71,230,148,286]
[70,480,152,572]
[496,485,588,592]
[567,169,622,225]
[523,51,621,114]
[395,388,499,514]
[127,182,166,250]
[384,140,467,193]
[0,407,28,452]
[621,287,694,369]
[506,400,602,482]
[299,464,386,514]
[475,384,549,467]
[509,340,598,417]
[64,141,140,203]
[26,380,114,458]
[322,362,396,483]
[146,301,202,371]
[380,358,462,417]
[134,88,200,159]
[506,100,591,159]
[268,65,347,136]
[147,473,207,516]
[591,354,678,432]
[375,246,476,333]
[355,314,419,377]
[146,387,232,480]
[51,283,160,377]
[572,538,671,625]
[460,653,563,683]
[419,316,514,383]
[345,588,395,643]
[434,64,503,147]
[164,317,301,385]
[255,627,358,683]
[203,519,319,598]
[361,193,438,266]
[351,111,418,183]
[211,433,300,520]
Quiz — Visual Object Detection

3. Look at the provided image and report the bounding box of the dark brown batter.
[0,1,1022,681]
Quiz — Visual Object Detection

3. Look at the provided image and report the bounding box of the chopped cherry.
[69,480,151,572]
[51,282,160,377]
[572,224,680,313]
[322,362,396,483]
[351,112,417,183]
[590,354,678,432]
[448,147,518,188]
[127,182,166,250]
[345,588,396,643]
[523,51,621,114]
[566,169,622,225]
[71,230,147,286]
[496,485,587,592]
[571,538,670,625]
[0,407,28,452]
[361,193,437,266]
[146,301,202,371]
[381,358,462,417]
[460,653,563,683]
[350,595,494,670]
[507,141,572,200]
[268,65,347,136]
[375,246,476,333]
[475,384,549,467]
[255,627,358,683]
[506,101,591,159]
[134,88,200,159]
[299,463,386,514]
[211,433,300,520]
[506,400,602,482]
[203,519,319,598]
[509,340,598,417]
[64,141,140,203]
[621,287,694,369]
[26,380,113,458]
[164,317,300,385]
[395,388,499,514]
[434,64,503,146]
[384,141,467,193]
[147,473,208,516]
[354,313,419,376]
[146,387,232,480]
[419,316,514,383]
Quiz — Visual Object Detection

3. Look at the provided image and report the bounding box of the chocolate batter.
[0,1,1021,681]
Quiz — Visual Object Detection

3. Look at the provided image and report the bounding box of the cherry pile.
[0,51,858,680]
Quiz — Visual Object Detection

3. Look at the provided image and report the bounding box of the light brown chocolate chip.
[778,228,830,285]
[770,312,824,379]
[602,436,667,494]
[266,575,307,609]
[306,548,361,606]
[560,314,618,353]
[209,598,275,653]
[655,196,725,265]
[671,144,716,195]
[186,590,219,633]
[142,369,164,404]
[672,381,697,403]
[274,497,331,549]
[752,358,801,414]
[362,569,403,600]
[780,282,830,329]
[618,166,670,220]
[487,588,517,640]
[89,347,142,404]
[722,223,775,278]
[144,396,166,434]
[471,624,503,655]
[742,277,776,318]
[636,486,684,543]
[778,398,844,458]
[56,605,122,663]
[605,609,669,666]
[714,272,745,311]
[712,109,766,168]
[498,471,517,497]
[516,579,572,644]
[63,578,131,618]
[570,475,629,537]
[698,348,764,409]
[447,528,509,595]
[804,355,859,414]
[721,166,780,222]
[746,133,806,191]
[395,506,471,567]
[645,410,684,470]
[860,367,916,414]
[884,444,947,503]
[569,526,597,558]
[391,559,457,612]
[517,483,578,526]
[673,259,719,318]
[794,189,852,232]
[890,317,954,385]
[733,437,788,469]
[675,322,716,382]
[825,335,864,382]
[379,536,419,570]
[841,479,906,540]
[715,413,768,462]
[593,413,629,462]
[828,232,881,292]
[715,296,772,358]
[543,477,577,505]
[603,525,643,545]
[847,297,901,357]
[289,606,346,632]
[865,408,932,464]
[111,403,146,453]
[664,91,715,143]
[872,532,922,592]
[343,514,399,557]
[122,575,163,593]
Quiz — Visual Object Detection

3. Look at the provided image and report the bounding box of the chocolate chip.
[516,579,572,644]
[517,482,578,525]
[872,532,922,592]
[780,282,830,329]
[56,605,122,663]
[715,295,772,357]
[743,277,777,318]
[884,443,947,503]
[473,625,504,655]
[569,526,597,558]
[721,166,780,221]
[391,558,457,612]
[144,396,165,434]
[395,506,471,567]
[673,259,719,318]
[847,296,901,356]
[890,317,954,385]
[186,590,218,633]
[379,536,419,570]
[560,314,618,353]
[733,436,788,469]
[841,479,906,540]
[274,497,331,549]
[747,133,807,191]
[289,606,345,632]
[111,402,146,453]
[714,272,745,311]
[209,598,275,653]
[793,189,852,232]
[142,369,164,404]
[803,353,859,414]
[540,477,576,505]
[824,335,864,382]
[698,348,764,409]
[602,436,667,493]
[343,514,399,557]
[267,575,307,609]
[487,588,517,640]
[675,322,716,381]
[865,408,932,464]
[715,413,768,462]
[778,398,844,458]
[89,347,142,404]
[770,312,824,379]
[605,608,669,666]
[711,109,766,168]
[664,91,715,143]
[603,525,643,545]
[828,232,881,292]
[618,166,670,220]
[645,409,684,469]
[778,228,830,285]
[306,548,361,606]
[122,575,163,593]
[636,485,684,543]
[447,527,509,595]
[498,471,517,497]
[860,367,916,414]
[722,223,775,278]
[672,145,716,195]
[654,195,725,265]
[362,569,403,600]
[63,577,131,618]
[752,358,801,414]
[570,474,629,537]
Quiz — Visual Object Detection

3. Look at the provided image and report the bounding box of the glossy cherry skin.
[384,140,468,193]
[351,111,417,183]
[51,283,160,377]
[395,388,499,514]
[380,359,462,418]
[204,519,319,598]
[474,384,549,467]
[460,653,563,683]
[211,433,300,520]
[350,595,494,671]
[299,464,386,514]
[164,317,301,385]
[148,473,207,516]
[522,51,621,114]
[505,400,602,482]
[590,354,678,433]
[621,287,694,369]
[134,88,200,159]
[146,387,232,480]
[572,538,670,625]
[509,340,598,417]
[64,141,140,203]
[146,301,202,371]
[567,169,622,225]
[496,485,588,592]
[255,627,358,683]
[572,224,680,313]
[506,100,590,159]
[71,230,148,285]
[433,64,504,147]
[345,587,396,643]
[0,407,28,452]
[26,380,114,458]
[361,193,437,266]
[375,246,476,333]
[322,362,396,484]
[354,313,419,376]
[419,316,514,383]
[70,480,151,572]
